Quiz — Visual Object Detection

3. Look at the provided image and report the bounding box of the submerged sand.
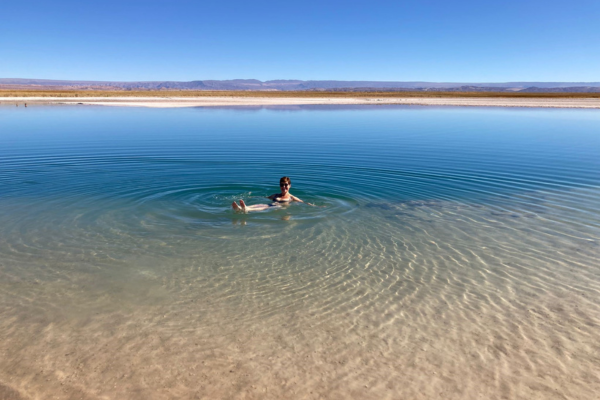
[1,195,599,400]
[2,96,600,108]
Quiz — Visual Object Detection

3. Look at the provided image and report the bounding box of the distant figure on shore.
[24,103,27,107]
[232,176,316,213]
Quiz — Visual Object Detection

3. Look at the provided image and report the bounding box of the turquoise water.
[1,105,599,399]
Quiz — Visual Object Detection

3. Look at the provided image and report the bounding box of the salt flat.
[2,96,600,108]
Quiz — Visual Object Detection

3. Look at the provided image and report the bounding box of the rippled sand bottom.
[1,193,599,399]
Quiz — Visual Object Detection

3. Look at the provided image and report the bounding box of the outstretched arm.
[291,195,317,207]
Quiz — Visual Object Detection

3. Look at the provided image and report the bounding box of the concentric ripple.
[0,105,599,400]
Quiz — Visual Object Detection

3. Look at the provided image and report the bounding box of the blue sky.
[1,0,599,82]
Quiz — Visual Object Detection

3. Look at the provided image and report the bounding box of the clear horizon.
[2,0,599,82]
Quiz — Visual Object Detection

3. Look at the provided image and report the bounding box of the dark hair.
[280,176,291,185]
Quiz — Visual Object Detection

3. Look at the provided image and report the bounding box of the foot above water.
[232,201,246,213]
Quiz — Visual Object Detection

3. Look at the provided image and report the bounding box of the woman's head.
[280,176,291,192]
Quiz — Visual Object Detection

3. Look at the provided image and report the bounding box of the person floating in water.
[232,176,316,213]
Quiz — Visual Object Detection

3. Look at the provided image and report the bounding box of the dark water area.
[0,105,599,399]
[3,106,599,201]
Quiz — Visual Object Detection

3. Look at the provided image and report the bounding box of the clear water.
[1,105,599,399]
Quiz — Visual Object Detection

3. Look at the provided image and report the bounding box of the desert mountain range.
[2,78,600,92]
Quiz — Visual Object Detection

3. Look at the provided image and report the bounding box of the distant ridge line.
[2,78,600,92]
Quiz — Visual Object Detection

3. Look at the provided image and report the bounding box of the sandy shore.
[2,96,600,109]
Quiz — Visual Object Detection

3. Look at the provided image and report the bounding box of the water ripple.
[1,106,599,399]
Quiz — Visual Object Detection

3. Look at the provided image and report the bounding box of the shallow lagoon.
[1,105,599,399]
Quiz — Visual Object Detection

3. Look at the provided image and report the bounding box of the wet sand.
[2,96,600,108]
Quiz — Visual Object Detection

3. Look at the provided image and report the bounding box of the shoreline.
[2,96,600,109]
